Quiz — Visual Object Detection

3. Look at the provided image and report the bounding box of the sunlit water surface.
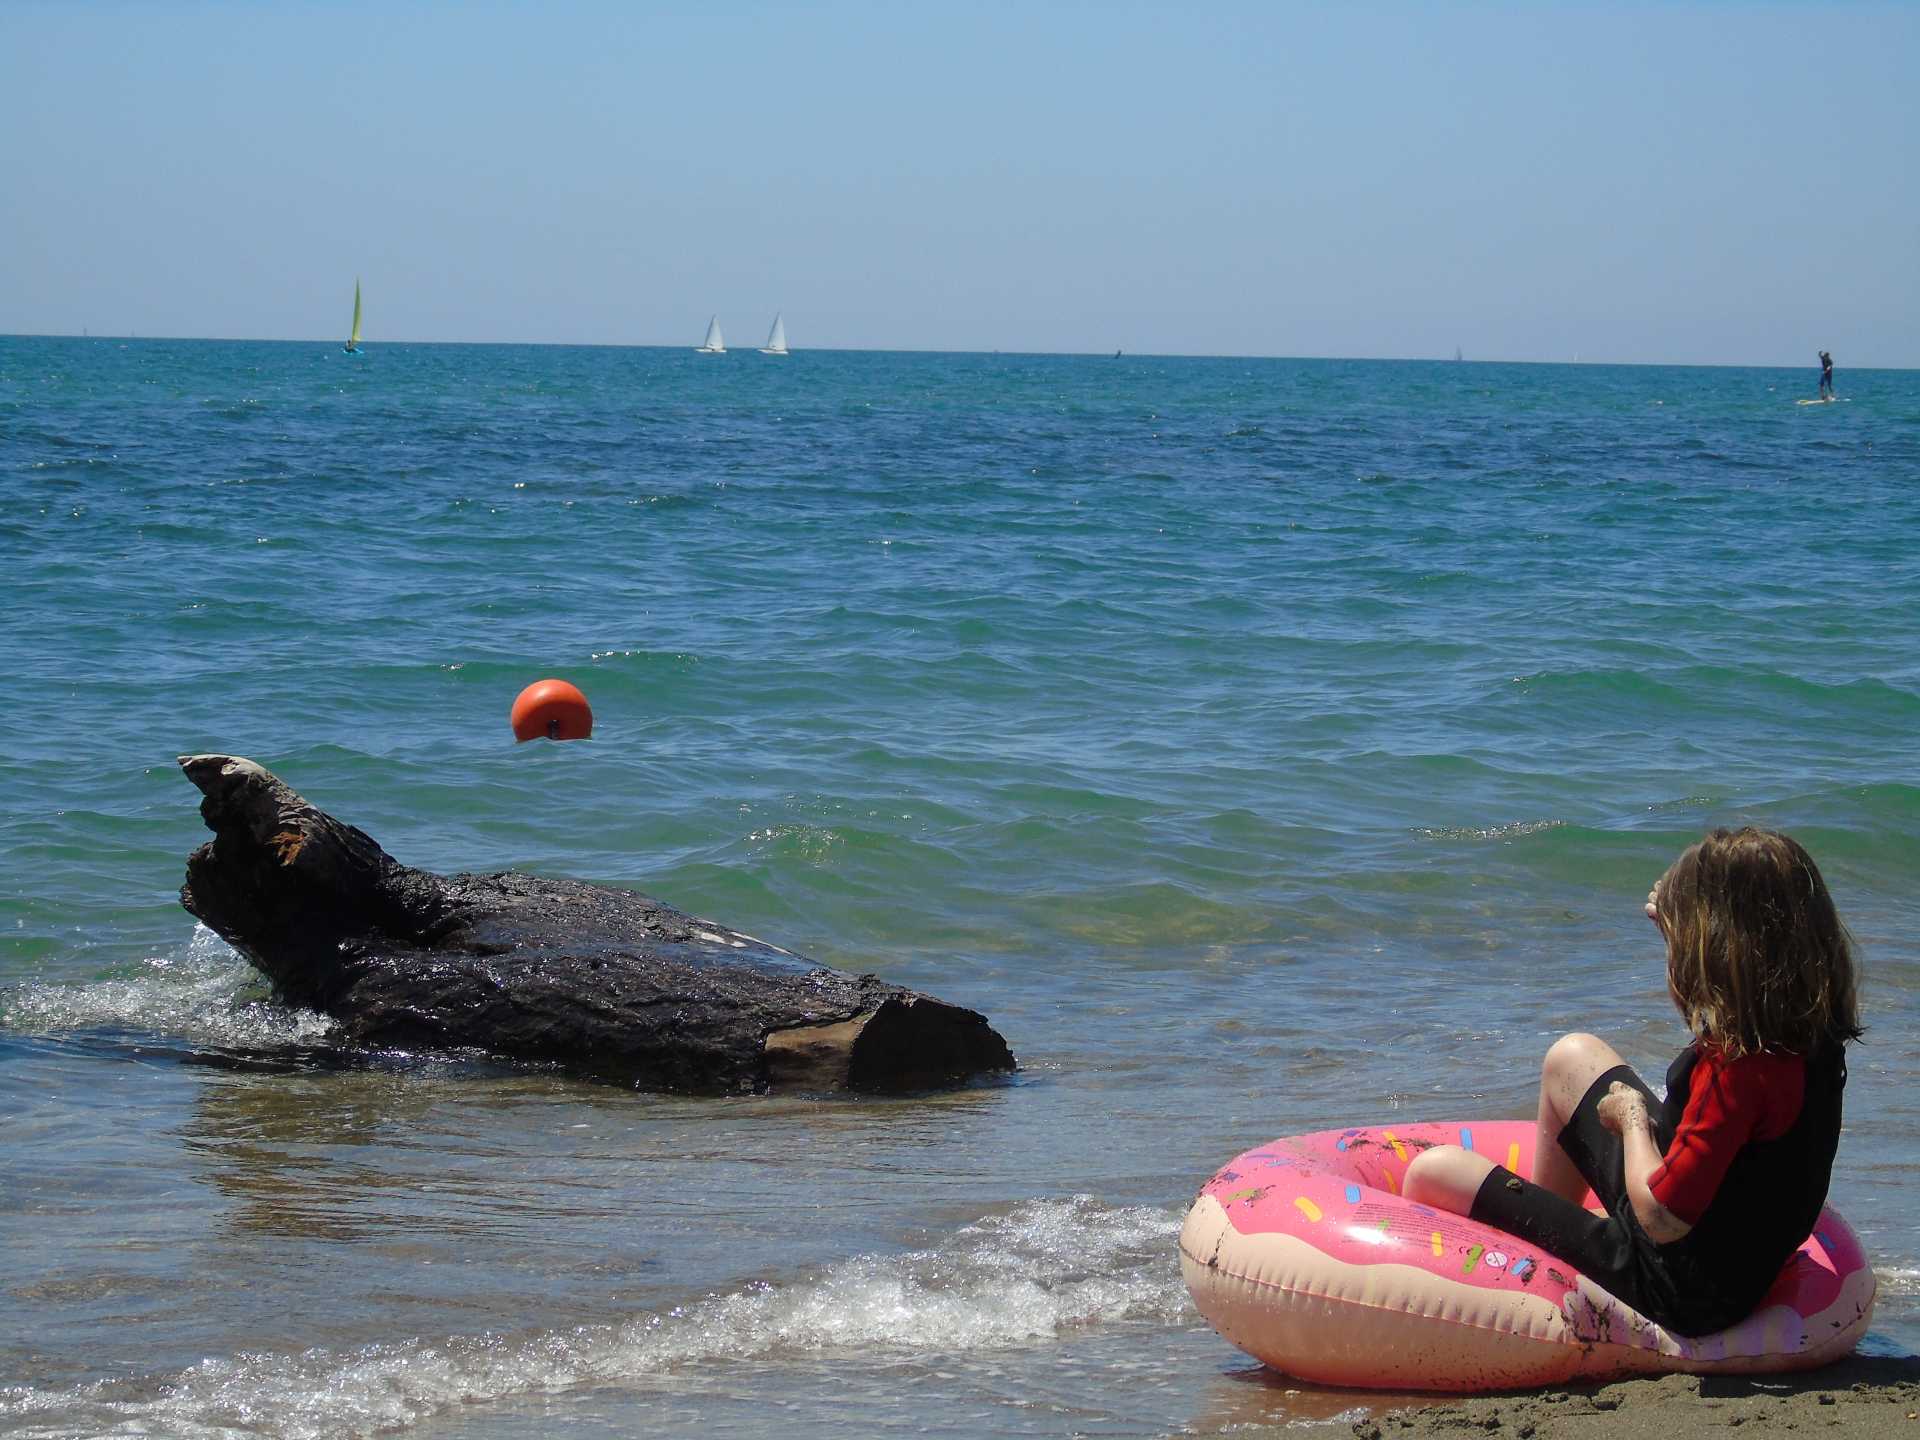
[2,339,1916,1438]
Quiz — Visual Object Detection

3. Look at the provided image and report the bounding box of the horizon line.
[2,332,1909,373]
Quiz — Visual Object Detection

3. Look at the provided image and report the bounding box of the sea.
[1,337,1915,1439]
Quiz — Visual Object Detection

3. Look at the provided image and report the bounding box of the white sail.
[696,316,725,353]
[760,313,788,355]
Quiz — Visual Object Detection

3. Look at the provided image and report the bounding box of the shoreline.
[1355,1354,1920,1438]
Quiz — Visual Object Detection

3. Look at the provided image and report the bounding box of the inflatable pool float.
[1180,1120,1875,1391]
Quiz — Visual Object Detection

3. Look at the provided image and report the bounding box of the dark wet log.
[177,755,1015,1093]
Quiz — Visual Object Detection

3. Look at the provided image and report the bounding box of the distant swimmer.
[1818,350,1834,399]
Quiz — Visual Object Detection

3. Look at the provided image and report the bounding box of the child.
[1404,827,1862,1337]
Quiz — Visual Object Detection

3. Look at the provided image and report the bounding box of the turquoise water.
[2,337,1916,1437]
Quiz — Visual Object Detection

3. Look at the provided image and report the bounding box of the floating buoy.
[510,679,593,742]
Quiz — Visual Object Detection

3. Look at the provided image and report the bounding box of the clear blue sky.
[4,1,1915,364]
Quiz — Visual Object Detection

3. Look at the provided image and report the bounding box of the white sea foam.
[0,1196,1186,1440]
[0,923,333,1050]
[1878,1266,1920,1295]
[1415,819,1568,842]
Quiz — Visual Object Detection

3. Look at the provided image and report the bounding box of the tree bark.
[177,755,1015,1093]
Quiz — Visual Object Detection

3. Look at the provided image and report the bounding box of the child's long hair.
[1655,827,1863,1058]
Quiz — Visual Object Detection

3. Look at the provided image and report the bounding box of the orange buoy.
[510,679,593,742]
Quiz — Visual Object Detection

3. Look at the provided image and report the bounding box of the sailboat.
[695,316,726,354]
[344,280,363,354]
[759,313,789,356]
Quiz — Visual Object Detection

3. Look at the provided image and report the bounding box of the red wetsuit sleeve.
[1647,1051,1805,1224]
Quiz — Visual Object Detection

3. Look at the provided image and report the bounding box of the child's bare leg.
[1406,1032,1637,1216]
[1404,1145,1496,1214]
[1533,1032,1630,1204]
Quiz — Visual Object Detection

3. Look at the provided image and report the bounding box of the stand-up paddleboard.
[1796,396,1846,405]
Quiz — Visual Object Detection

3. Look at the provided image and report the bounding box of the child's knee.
[1404,1146,1452,1195]
[1543,1031,1607,1081]
[1405,1145,1488,1212]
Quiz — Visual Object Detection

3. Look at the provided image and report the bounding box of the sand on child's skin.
[1352,1355,1920,1439]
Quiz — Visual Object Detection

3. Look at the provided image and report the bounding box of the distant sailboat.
[1453,346,1463,362]
[759,313,789,355]
[344,280,363,354]
[695,316,726,354]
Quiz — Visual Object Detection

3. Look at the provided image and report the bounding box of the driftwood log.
[177,755,1015,1093]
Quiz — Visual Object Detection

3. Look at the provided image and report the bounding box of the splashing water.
[2,925,335,1052]
[0,1198,1186,1440]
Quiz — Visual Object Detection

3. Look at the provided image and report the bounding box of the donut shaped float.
[1180,1120,1875,1392]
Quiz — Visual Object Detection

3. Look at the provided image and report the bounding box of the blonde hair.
[1655,827,1862,1058]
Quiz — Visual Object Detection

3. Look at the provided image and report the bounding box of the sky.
[3,1,1916,365]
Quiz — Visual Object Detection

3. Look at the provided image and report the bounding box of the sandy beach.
[1359,1355,1920,1438]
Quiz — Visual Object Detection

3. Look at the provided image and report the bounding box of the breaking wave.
[0,1196,1186,1439]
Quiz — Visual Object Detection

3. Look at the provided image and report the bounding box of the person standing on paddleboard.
[1819,350,1834,399]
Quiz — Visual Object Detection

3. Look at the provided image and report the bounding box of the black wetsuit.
[1820,353,1834,397]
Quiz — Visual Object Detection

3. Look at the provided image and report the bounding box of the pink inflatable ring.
[1180,1119,1875,1392]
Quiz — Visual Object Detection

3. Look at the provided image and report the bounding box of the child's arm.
[1597,1084,1694,1243]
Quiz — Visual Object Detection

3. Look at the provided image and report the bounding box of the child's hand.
[1597,1082,1649,1136]
[1645,882,1663,929]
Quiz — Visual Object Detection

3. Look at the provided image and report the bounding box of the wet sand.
[1356,1355,1920,1438]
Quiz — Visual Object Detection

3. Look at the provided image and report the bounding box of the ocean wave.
[0,1196,1184,1440]
[1503,665,1920,715]
[0,925,332,1052]
[1416,819,1568,842]
[1878,1267,1920,1296]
